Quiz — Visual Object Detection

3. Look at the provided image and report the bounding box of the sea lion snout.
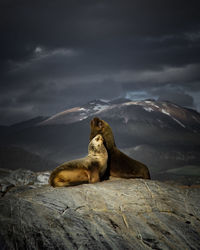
[95,134,103,142]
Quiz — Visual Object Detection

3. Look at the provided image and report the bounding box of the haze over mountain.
[0,98,200,184]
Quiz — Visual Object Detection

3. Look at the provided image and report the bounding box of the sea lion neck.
[102,130,116,151]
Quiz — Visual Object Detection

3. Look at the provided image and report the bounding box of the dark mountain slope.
[0,146,57,171]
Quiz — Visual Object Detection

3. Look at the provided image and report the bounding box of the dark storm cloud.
[0,0,200,124]
[153,86,195,107]
[1,0,200,66]
[121,64,200,109]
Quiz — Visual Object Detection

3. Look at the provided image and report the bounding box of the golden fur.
[49,134,108,187]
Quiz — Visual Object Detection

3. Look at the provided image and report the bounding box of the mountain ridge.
[36,98,200,134]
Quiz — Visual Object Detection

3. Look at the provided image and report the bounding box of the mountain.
[38,99,111,126]
[11,116,48,131]
[0,116,48,139]
[38,98,200,134]
[0,146,57,172]
[0,98,200,183]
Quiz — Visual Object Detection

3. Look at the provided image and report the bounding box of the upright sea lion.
[90,117,151,179]
[49,134,108,187]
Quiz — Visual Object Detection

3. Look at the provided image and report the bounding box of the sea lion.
[90,117,151,179]
[49,134,108,187]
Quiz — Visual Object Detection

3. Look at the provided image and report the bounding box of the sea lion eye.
[98,121,103,129]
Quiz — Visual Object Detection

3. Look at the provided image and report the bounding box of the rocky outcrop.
[0,168,50,196]
[0,172,200,249]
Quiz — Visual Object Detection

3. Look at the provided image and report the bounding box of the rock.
[34,171,51,186]
[0,177,200,249]
[0,168,50,196]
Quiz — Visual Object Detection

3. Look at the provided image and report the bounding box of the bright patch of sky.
[34,46,43,54]
[125,91,158,101]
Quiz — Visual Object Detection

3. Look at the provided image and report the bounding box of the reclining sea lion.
[49,134,108,187]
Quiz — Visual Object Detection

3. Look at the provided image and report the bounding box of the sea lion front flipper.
[87,168,100,183]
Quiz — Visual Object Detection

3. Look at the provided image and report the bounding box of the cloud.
[121,64,200,109]
[7,47,81,75]
[1,1,200,66]
[1,59,200,125]
[153,86,195,108]
[0,71,124,125]
[0,0,200,124]
[125,86,195,109]
[121,64,200,90]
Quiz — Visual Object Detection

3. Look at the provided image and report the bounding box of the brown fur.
[51,168,100,187]
[49,134,108,187]
[90,117,151,179]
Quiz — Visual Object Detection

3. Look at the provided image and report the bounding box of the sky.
[1,0,200,125]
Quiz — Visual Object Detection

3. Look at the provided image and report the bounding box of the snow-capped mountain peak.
[38,98,200,133]
[38,99,111,126]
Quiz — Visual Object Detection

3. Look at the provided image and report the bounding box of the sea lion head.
[94,134,104,143]
[90,117,116,150]
[88,134,106,155]
[90,117,107,139]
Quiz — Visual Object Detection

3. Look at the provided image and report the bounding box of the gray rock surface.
[0,176,200,250]
[0,168,50,196]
